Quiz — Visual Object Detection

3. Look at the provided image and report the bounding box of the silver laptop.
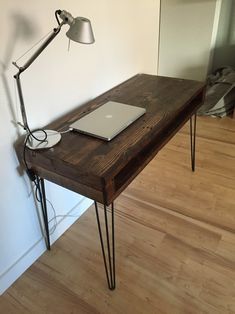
[70,101,146,141]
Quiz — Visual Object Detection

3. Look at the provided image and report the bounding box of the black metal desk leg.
[35,176,51,250]
[190,113,197,172]
[94,201,115,290]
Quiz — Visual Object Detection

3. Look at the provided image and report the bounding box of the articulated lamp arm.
[12,10,66,130]
[12,9,94,149]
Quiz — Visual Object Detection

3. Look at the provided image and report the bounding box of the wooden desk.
[17,74,205,290]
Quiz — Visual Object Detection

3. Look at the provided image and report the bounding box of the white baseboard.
[0,197,93,295]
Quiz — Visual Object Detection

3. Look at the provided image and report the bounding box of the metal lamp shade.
[66,17,95,44]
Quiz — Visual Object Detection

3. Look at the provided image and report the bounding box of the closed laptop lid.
[70,101,146,141]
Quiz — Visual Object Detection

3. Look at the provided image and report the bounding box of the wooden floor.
[1,116,235,314]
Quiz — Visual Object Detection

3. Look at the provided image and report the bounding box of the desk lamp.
[13,9,95,149]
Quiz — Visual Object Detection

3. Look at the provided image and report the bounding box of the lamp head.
[59,10,95,44]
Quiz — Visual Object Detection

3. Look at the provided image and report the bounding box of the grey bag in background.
[198,67,235,117]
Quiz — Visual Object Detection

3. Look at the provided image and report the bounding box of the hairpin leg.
[190,113,197,172]
[94,201,115,290]
[35,176,51,250]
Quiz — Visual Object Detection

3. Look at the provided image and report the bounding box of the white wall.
[158,0,218,81]
[212,0,235,70]
[0,0,160,294]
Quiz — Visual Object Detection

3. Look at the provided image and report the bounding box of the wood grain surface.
[17,74,205,204]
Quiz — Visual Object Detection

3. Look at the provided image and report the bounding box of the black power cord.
[23,128,47,181]
[22,128,49,210]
